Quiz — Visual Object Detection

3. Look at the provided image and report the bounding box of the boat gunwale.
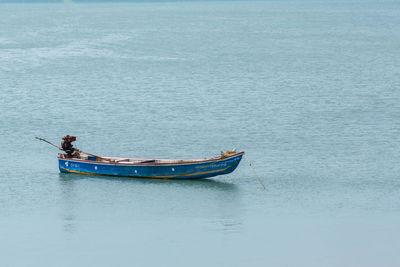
[58,151,245,167]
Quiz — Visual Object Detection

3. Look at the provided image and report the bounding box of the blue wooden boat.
[58,151,244,179]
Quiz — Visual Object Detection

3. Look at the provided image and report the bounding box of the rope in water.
[244,155,266,190]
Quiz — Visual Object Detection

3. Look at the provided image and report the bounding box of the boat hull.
[58,152,244,179]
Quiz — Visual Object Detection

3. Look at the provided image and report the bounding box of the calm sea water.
[1,1,400,266]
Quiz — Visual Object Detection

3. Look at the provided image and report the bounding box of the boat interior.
[58,150,240,164]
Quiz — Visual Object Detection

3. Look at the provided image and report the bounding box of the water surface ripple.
[0,1,399,266]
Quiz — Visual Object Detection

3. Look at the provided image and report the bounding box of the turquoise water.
[1,1,400,266]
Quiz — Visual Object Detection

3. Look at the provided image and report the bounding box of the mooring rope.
[244,155,266,190]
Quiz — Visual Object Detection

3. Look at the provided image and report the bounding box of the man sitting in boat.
[61,135,79,158]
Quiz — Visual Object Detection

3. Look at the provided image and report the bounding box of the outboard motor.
[61,135,77,157]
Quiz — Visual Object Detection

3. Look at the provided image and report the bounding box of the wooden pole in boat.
[35,137,114,162]
[35,137,63,150]
[245,155,266,190]
[76,149,114,162]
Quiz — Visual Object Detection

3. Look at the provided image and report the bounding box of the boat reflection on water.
[58,172,239,191]
[58,172,243,234]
